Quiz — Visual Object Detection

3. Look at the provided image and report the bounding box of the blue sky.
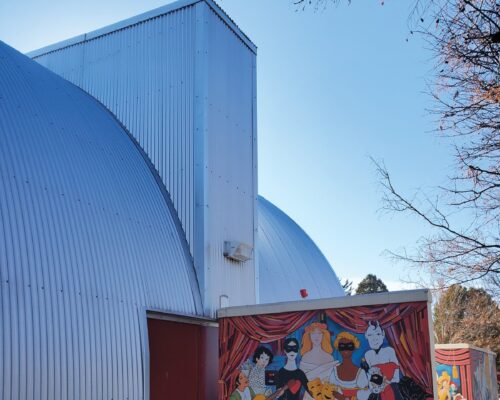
[0,0,454,290]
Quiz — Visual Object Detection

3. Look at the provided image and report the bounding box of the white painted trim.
[252,55,259,305]
[147,310,218,327]
[427,299,438,399]
[204,0,256,53]
[435,343,497,356]
[27,34,87,57]
[26,0,256,58]
[138,307,151,400]
[218,289,431,317]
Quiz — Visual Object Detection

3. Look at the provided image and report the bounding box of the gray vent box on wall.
[224,241,253,262]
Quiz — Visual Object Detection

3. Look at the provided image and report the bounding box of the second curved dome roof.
[257,196,345,303]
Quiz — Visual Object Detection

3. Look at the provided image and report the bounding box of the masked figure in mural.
[300,322,339,383]
[248,347,274,395]
[328,331,370,400]
[364,322,429,400]
[276,337,313,400]
[230,370,257,400]
[364,322,400,385]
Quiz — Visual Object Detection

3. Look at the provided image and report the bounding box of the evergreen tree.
[355,274,388,295]
[433,284,500,368]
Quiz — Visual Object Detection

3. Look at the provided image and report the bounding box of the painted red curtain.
[325,302,433,392]
[435,348,472,399]
[219,301,433,399]
[219,310,317,399]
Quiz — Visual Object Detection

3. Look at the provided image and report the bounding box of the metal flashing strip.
[26,34,87,58]
[26,0,256,59]
[218,289,431,318]
[204,0,257,53]
[147,309,218,327]
[435,343,497,356]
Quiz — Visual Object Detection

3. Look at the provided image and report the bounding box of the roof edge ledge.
[27,0,256,59]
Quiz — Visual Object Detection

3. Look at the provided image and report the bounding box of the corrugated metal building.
[0,40,201,400]
[28,0,258,316]
[0,1,344,398]
[27,0,344,311]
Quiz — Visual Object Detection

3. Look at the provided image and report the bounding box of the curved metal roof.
[257,196,345,303]
[0,41,201,399]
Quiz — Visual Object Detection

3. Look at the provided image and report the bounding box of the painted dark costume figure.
[276,338,311,400]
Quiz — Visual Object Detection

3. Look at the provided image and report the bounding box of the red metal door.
[148,318,218,400]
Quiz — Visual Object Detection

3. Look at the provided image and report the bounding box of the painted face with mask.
[284,339,299,361]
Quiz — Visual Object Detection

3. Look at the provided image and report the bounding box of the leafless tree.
[377,0,499,296]
[294,0,499,295]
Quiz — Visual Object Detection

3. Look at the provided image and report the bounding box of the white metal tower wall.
[200,5,257,313]
[30,0,258,315]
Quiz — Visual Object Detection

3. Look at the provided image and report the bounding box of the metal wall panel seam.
[193,1,209,311]
[252,50,259,304]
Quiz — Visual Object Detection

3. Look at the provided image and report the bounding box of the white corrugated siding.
[31,1,258,314]
[257,196,345,303]
[32,5,198,259]
[0,41,201,400]
[202,5,257,312]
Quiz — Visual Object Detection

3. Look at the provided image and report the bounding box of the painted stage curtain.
[219,302,432,399]
[435,348,472,399]
[325,302,432,392]
[219,310,317,399]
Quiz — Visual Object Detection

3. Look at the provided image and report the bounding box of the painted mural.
[471,350,497,400]
[435,346,499,400]
[435,364,465,400]
[219,301,434,400]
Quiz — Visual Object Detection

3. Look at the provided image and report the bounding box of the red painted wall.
[148,318,218,399]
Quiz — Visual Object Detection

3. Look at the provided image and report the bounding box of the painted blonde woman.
[300,323,339,385]
[437,371,451,400]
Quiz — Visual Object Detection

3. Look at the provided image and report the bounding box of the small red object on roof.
[300,289,308,298]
